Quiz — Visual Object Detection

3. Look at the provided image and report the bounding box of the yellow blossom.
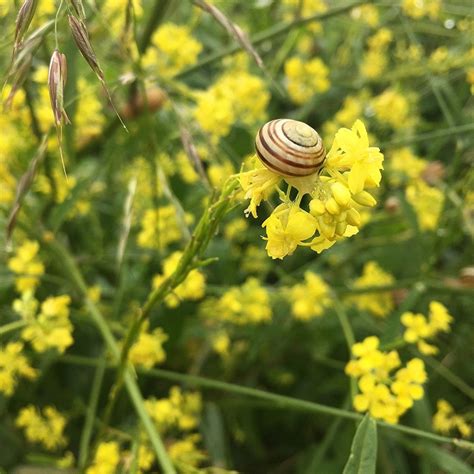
[207,278,272,325]
[389,148,428,185]
[168,434,207,468]
[372,89,412,129]
[0,342,37,396]
[152,251,206,308]
[128,324,168,368]
[16,405,67,451]
[402,0,441,20]
[137,206,184,250]
[433,399,472,438]
[326,120,384,194]
[406,180,444,231]
[284,56,330,104]
[349,261,395,318]
[87,441,121,474]
[8,240,45,293]
[263,204,318,259]
[17,295,74,354]
[143,23,202,78]
[288,271,331,321]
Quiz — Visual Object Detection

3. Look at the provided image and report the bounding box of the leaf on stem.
[343,414,378,474]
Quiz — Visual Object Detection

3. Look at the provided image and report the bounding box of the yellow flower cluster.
[8,240,45,293]
[128,323,168,368]
[288,271,331,321]
[143,23,203,78]
[406,180,444,231]
[388,147,428,186]
[137,206,185,250]
[284,56,330,104]
[0,342,37,396]
[432,399,472,438]
[345,336,427,423]
[87,441,121,474]
[350,5,380,27]
[145,386,202,432]
[371,89,412,129]
[152,251,206,308]
[361,28,392,79]
[281,0,327,32]
[206,278,272,325]
[401,301,453,355]
[13,292,73,353]
[194,70,270,142]
[349,261,395,318]
[16,405,67,451]
[402,0,441,20]
[240,120,384,259]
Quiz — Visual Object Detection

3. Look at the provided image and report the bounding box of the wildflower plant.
[0,1,473,473]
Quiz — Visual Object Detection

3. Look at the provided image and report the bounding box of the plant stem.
[0,320,27,337]
[78,356,106,469]
[59,354,474,451]
[176,0,368,79]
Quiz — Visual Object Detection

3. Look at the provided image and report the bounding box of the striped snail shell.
[255,118,326,177]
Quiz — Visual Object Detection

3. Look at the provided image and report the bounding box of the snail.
[255,119,326,177]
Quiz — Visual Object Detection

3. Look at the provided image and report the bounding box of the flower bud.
[318,219,336,240]
[335,221,348,236]
[352,190,377,207]
[309,199,326,216]
[346,208,361,227]
[331,182,351,207]
[325,198,340,216]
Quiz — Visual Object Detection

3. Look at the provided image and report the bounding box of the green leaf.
[425,445,474,474]
[343,414,378,474]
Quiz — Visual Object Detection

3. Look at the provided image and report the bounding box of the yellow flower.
[87,441,121,474]
[8,240,45,293]
[18,295,74,354]
[0,342,37,396]
[406,180,444,231]
[388,148,428,185]
[428,301,453,332]
[401,312,432,343]
[350,5,379,26]
[326,120,384,194]
[137,206,184,250]
[433,399,472,438]
[372,89,412,129]
[146,386,202,433]
[143,23,202,78]
[284,56,330,104]
[402,0,441,19]
[349,261,395,318]
[288,271,331,321]
[16,405,67,451]
[263,204,318,259]
[168,434,206,468]
[347,338,427,423]
[152,251,206,308]
[211,331,231,357]
[128,324,168,369]
[208,277,272,325]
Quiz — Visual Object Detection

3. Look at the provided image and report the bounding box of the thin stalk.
[332,296,357,401]
[175,0,368,79]
[59,354,474,451]
[78,356,107,469]
[41,238,176,474]
[0,320,27,337]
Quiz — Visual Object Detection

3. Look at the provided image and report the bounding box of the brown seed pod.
[255,119,326,177]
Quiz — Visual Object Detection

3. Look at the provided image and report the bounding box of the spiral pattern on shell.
[255,119,326,177]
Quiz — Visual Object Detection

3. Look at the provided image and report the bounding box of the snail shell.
[255,119,326,177]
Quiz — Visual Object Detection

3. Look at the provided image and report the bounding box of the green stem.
[79,356,106,469]
[175,0,368,79]
[59,354,474,451]
[332,296,357,401]
[0,320,27,337]
[41,239,176,474]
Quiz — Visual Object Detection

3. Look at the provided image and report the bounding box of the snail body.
[255,119,326,177]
